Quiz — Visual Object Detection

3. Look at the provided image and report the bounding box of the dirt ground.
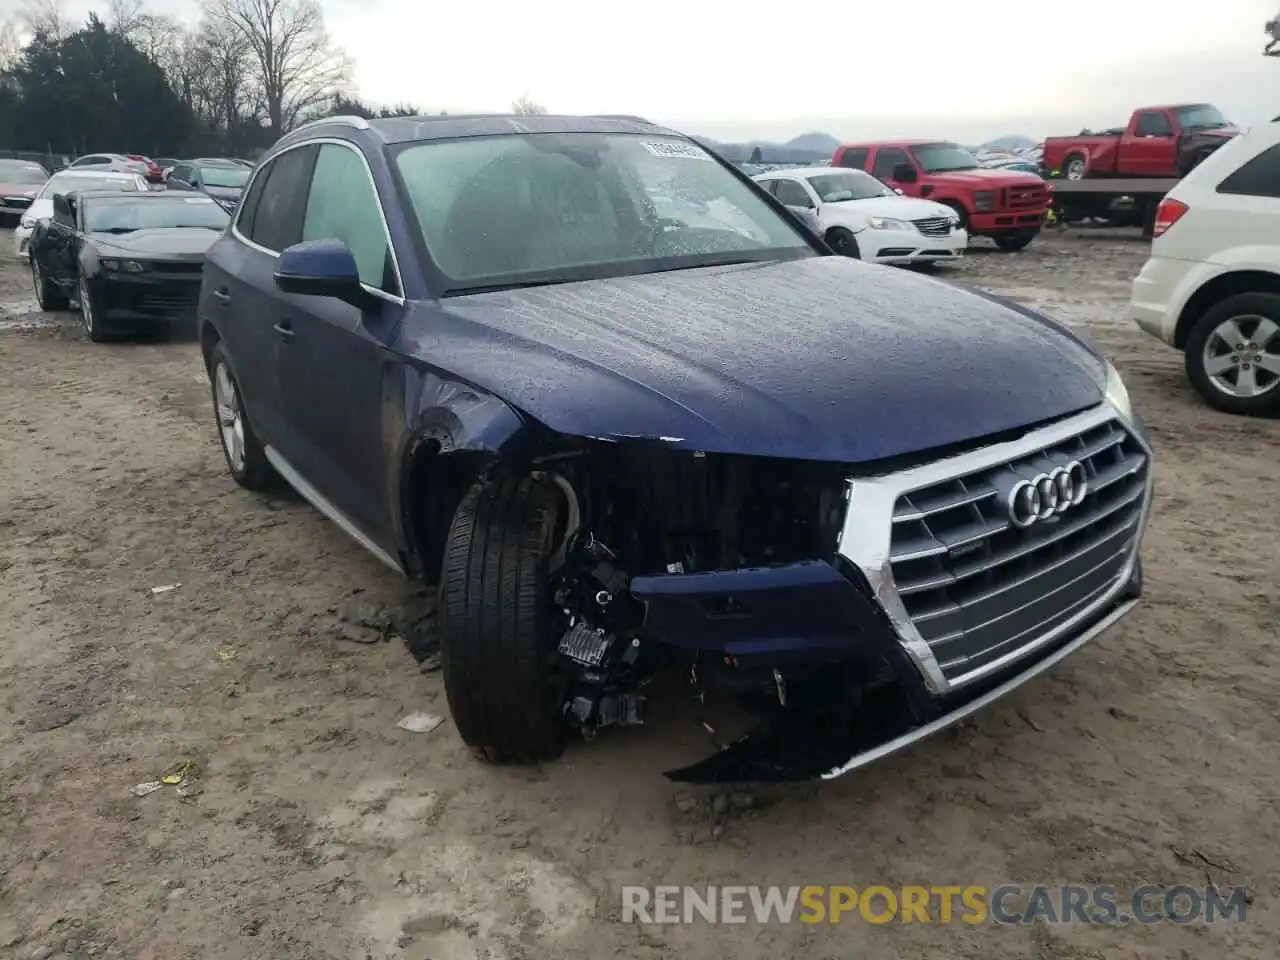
[1,228,1277,960]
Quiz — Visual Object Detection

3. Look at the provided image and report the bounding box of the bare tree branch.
[0,18,21,71]
[204,0,351,137]
[511,95,547,116]
[17,0,68,39]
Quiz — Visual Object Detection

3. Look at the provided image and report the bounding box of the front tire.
[994,231,1037,252]
[31,258,68,311]
[825,227,860,259]
[439,476,569,765]
[1184,292,1280,415]
[208,341,275,488]
[79,273,108,343]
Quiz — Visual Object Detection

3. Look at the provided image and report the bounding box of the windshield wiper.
[95,227,137,234]
[441,277,578,296]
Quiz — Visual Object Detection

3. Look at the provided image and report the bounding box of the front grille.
[887,419,1147,684]
[1002,184,1047,211]
[148,261,203,275]
[912,216,952,238]
[127,279,201,314]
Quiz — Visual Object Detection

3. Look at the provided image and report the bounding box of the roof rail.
[287,114,372,136]
[590,114,651,124]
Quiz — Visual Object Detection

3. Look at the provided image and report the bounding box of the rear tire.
[439,476,570,764]
[825,227,860,259]
[1184,292,1280,416]
[994,231,1037,252]
[1063,154,1087,180]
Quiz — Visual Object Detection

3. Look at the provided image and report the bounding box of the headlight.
[101,259,146,273]
[974,190,997,213]
[867,216,910,231]
[1104,360,1133,421]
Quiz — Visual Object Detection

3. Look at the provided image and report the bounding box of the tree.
[17,0,68,39]
[206,0,351,138]
[749,146,763,163]
[0,19,21,72]
[511,95,546,116]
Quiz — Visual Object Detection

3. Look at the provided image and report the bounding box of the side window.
[756,178,778,195]
[235,159,272,238]
[301,143,395,293]
[838,148,869,170]
[773,179,814,208]
[1136,112,1172,137]
[872,148,908,179]
[246,145,317,253]
[1217,144,1280,199]
[172,165,191,182]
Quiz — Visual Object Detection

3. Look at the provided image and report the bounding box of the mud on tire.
[439,476,569,764]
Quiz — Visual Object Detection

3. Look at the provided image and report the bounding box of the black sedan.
[29,190,230,341]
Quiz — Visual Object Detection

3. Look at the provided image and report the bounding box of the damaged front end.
[531,402,1152,784]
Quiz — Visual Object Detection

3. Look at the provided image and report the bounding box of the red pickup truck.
[832,140,1049,251]
[1042,103,1238,181]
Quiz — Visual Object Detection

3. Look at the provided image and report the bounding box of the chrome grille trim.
[911,216,953,238]
[835,403,1152,696]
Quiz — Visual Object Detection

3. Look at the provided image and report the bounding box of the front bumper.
[861,226,968,264]
[91,272,202,328]
[650,401,1153,782]
[968,210,1045,234]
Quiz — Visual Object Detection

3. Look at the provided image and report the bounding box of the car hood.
[423,257,1106,464]
[92,228,221,258]
[828,195,956,220]
[923,167,1044,188]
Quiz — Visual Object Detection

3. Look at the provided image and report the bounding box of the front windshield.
[39,174,142,199]
[1175,104,1229,130]
[910,142,981,173]
[200,165,250,188]
[392,132,814,292]
[84,196,231,233]
[806,170,893,202]
[0,163,48,184]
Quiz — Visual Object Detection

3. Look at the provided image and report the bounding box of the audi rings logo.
[1007,461,1088,528]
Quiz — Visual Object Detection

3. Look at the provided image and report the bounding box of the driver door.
[35,195,78,287]
[871,148,917,196]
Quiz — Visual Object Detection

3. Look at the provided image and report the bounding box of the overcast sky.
[50,0,1280,143]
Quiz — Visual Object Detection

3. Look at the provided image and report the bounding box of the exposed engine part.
[566,690,645,738]
[558,621,615,668]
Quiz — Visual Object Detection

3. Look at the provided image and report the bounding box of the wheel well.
[936,199,968,223]
[199,320,221,367]
[1175,271,1280,349]
[403,442,495,584]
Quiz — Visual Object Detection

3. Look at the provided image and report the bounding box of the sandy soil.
[0,229,1277,960]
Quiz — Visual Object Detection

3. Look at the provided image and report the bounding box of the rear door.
[835,147,870,171]
[275,140,406,550]
[201,144,318,454]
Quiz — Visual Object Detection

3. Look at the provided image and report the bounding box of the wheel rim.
[31,261,43,305]
[80,277,93,336]
[214,362,247,472]
[1066,159,1085,181]
[1201,314,1280,399]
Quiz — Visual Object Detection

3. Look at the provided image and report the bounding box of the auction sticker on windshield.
[640,141,712,161]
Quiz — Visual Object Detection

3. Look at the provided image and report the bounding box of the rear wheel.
[825,227,860,259]
[439,476,570,764]
[993,231,1037,252]
[31,258,67,311]
[1184,292,1280,415]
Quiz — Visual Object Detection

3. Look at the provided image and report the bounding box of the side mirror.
[892,163,918,183]
[51,193,74,224]
[275,239,374,310]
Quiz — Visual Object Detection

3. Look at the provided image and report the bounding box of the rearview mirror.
[892,163,918,183]
[275,239,374,310]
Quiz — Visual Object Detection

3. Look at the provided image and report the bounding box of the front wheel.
[1184,292,1280,415]
[825,227,860,259]
[31,258,68,311]
[439,476,569,764]
[208,341,275,488]
[79,273,108,343]
[993,231,1037,252]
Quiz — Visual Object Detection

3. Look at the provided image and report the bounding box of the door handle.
[212,288,231,305]
[273,321,294,340]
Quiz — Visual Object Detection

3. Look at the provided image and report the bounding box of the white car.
[1130,121,1280,415]
[13,169,150,259]
[753,166,967,265]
